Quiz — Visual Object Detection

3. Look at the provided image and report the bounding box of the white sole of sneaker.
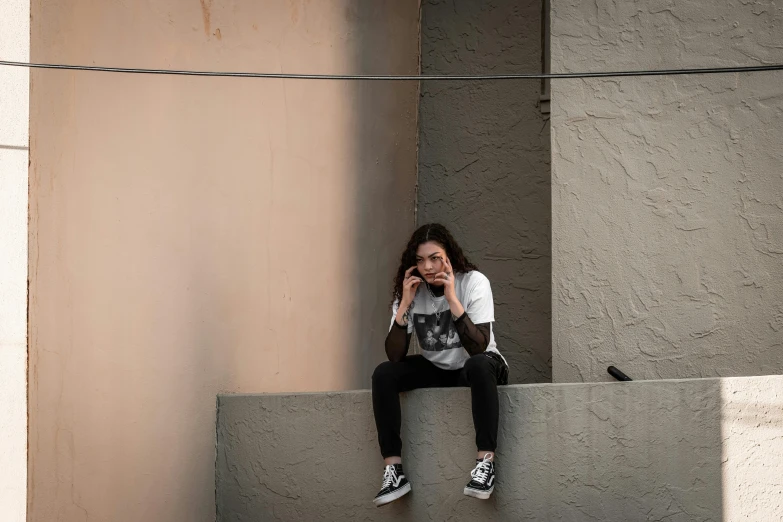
[463,485,494,500]
[373,483,412,507]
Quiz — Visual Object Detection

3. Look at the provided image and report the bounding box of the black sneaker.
[373,464,411,507]
[464,454,495,499]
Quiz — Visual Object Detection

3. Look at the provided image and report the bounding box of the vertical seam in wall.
[26,5,32,520]
[413,0,423,228]
[25,130,31,522]
[213,395,220,522]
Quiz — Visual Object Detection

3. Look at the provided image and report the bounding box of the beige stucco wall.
[0,0,29,520]
[551,0,783,382]
[28,1,420,520]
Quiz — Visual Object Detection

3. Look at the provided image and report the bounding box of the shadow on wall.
[348,1,420,388]
[417,0,552,384]
[27,1,421,521]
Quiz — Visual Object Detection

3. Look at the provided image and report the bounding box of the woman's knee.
[372,360,397,383]
[463,353,493,377]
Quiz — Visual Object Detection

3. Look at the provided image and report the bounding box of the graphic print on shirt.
[413,311,463,352]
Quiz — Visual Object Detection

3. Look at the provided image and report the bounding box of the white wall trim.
[0,0,29,520]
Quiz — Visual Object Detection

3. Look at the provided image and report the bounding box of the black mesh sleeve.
[454,312,491,356]
[385,320,412,362]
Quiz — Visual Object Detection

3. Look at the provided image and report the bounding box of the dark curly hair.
[391,223,478,306]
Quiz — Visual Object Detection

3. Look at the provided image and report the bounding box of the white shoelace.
[470,455,493,485]
[381,465,398,489]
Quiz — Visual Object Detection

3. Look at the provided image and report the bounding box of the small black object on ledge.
[607,366,633,381]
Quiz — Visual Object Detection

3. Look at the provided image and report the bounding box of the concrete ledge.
[216,376,783,521]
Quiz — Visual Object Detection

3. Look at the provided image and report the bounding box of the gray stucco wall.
[551,0,783,382]
[216,375,783,521]
[417,0,552,384]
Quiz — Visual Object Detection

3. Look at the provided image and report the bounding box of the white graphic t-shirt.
[389,270,503,370]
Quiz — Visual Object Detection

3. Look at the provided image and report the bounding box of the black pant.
[372,353,507,459]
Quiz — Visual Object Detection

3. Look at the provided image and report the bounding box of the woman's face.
[416,241,447,286]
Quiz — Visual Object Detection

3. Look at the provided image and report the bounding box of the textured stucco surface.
[217,376,783,521]
[551,0,783,382]
[417,0,552,384]
[28,1,420,521]
[0,0,29,520]
[720,376,783,520]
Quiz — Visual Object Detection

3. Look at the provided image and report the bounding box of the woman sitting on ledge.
[372,223,509,507]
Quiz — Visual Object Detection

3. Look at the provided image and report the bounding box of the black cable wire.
[1,59,783,81]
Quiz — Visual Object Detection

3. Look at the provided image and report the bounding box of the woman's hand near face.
[433,257,465,318]
[396,266,422,325]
